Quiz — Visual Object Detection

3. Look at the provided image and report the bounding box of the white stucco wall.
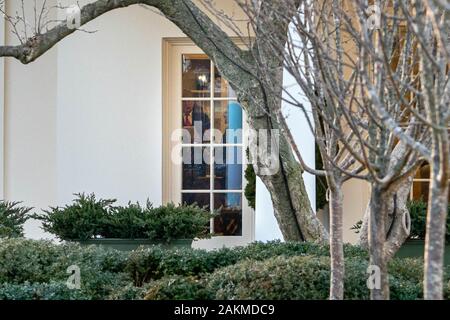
[56,4,184,208]
[4,0,58,239]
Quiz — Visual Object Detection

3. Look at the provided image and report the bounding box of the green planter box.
[396,239,450,265]
[75,238,193,251]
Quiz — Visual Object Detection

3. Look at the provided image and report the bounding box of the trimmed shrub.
[0,282,90,300]
[33,193,114,240]
[146,255,439,300]
[206,256,368,300]
[0,201,31,238]
[0,238,130,299]
[126,241,368,286]
[33,193,213,242]
[407,199,450,242]
[145,276,212,300]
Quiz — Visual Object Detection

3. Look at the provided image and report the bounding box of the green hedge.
[407,199,450,242]
[0,201,31,238]
[146,256,448,300]
[0,238,129,299]
[1,238,446,300]
[126,241,368,286]
[32,193,213,242]
[0,282,90,300]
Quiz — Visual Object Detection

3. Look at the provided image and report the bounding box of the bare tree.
[0,0,329,243]
[208,0,448,300]
[279,0,449,299]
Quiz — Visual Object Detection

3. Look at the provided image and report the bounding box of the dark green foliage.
[103,201,151,239]
[146,255,441,300]
[1,238,445,300]
[407,199,450,242]
[145,203,212,242]
[0,201,32,238]
[0,282,90,300]
[206,256,364,300]
[0,238,130,300]
[126,240,368,286]
[33,193,114,240]
[145,276,212,300]
[244,164,256,210]
[33,193,213,242]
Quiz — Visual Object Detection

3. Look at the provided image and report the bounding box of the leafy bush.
[0,282,90,300]
[0,238,130,299]
[146,255,443,300]
[33,193,213,242]
[0,201,31,238]
[144,203,213,242]
[2,238,444,300]
[33,193,114,240]
[145,276,212,300]
[407,199,450,242]
[126,240,368,286]
[244,165,256,210]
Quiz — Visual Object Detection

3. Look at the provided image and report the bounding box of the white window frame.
[162,38,255,249]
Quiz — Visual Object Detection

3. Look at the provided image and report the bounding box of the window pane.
[412,181,429,202]
[182,147,210,190]
[213,193,242,236]
[415,163,430,179]
[214,101,242,144]
[214,66,236,98]
[182,54,210,97]
[182,101,211,143]
[182,193,210,210]
[214,147,242,190]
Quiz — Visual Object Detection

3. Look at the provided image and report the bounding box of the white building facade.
[0,0,321,249]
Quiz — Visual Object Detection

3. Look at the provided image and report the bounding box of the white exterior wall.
[56,4,184,208]
[4,0,58,239]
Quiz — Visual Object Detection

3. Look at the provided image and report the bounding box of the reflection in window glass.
[182,55,210,98]
[411,162,450,202]
[214,147,242,190]
[414,163,430,179]
[412,181,430,202]
[214,193,242,236]
[182,101,211,143]
[182,193,210,209]
[182,147,211,190]
[214,101,242,144]
[214,66,236,98]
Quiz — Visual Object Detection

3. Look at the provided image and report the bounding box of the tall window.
[180,54,244,236]
[411,162,450,202]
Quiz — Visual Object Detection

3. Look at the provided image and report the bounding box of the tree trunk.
[329,179,344,300]
[424,157,449,299]
[368,186,390,300]
[359,174,414,260]
[245,94,329,243]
